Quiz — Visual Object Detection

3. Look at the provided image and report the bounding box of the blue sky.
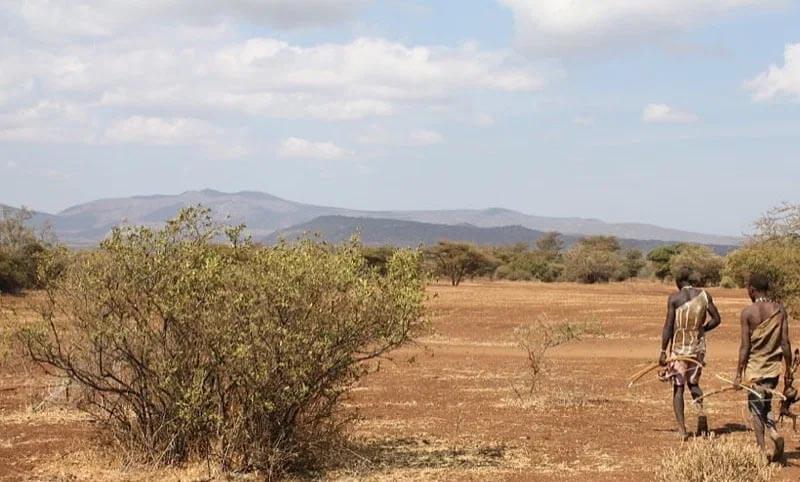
[1,1,799,236]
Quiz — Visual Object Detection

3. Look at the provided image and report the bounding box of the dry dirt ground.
[2,281,800,481]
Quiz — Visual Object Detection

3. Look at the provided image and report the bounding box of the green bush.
[561,236,625,284]
[723,203,800,314]
[669,244,724,287]
[725,238,800,313]
[492,235,564,283]
[622,249,645,279]
[647,244,682,281]
[0,207,53,294]
[20,207,426,476]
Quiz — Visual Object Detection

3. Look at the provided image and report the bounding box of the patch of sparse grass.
[511,315,602,403]
[657,435,776,482]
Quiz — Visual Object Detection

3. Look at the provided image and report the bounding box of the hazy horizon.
[2,1,799,237]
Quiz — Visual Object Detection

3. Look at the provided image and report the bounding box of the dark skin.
[658,281,722,439]
[734,286,792,452]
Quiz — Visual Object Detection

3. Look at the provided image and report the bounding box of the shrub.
[647,244,682,281]
[725,238,800,313]
[361,245,397,275]
[719,275,738,289]
[561,236,624,284]
[657,436,775,482]
[622,249,645,279]
[0,207,53,294]
[513,318,600,394]
[669,244,724,287]
[20,207,426,476]
[492,239,563,283]
[494,264,533,281]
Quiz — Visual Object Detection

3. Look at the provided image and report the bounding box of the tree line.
[4,203,800,477]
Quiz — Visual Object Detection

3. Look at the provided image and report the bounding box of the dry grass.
[657,435,777,482]
[6,281,800,481]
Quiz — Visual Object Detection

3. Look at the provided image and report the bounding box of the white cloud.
[277,137,352,160]
[356,127,445,147]
[0,101,93,142]
[747,43,800,102]
[105,116,218,145]
[408,129,445,146]
[642,104,698,124]
[9,0,369,38]
[6,161,17,169]
[573,115,594,126]
[0,2,546,161]
[498,0,773,54]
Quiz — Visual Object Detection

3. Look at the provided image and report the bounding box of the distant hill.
[266,215,738,254]
[3,189,742,247]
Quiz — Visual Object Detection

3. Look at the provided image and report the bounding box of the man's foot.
[678,429,690,441]
[696,415,709,436]
[771,436,785,465]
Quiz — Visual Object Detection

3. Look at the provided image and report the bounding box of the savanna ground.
[2,281,799,481]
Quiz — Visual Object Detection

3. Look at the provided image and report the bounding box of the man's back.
[741,300,787,382]
[669,288,709,357]
[743,301,785,333]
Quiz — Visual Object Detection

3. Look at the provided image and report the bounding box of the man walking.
[735,273,793,463]
[659,268,722,439]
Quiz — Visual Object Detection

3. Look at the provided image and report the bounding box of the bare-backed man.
[734,273,792,462]
[659,267,722,439]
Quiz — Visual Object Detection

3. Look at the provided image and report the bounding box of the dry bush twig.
[657,435,777,482]
[513,316,599,397]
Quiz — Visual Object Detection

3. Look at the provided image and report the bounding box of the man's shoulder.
[740,303,757,319]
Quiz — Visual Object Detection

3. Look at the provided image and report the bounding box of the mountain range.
[2,189,742,250]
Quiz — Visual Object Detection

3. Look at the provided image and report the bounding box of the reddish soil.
[2,281,799,481]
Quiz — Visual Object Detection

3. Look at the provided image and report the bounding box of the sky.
[1,0,799,236]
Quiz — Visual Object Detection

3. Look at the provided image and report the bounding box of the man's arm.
[660,297,676,366]
[735,310,751,386]
[780,304,793,387]
[703,292,722,332]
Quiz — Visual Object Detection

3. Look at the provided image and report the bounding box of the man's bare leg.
[750,403,767,450]
[688,383,708,435]
[766,415,784,463]
[673,384,689,439]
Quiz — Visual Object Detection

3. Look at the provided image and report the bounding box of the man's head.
[747,273,771,301]
[674,267,694,289]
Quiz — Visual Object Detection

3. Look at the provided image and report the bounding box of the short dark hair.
[674,266,693,287]
[748,273,771,292]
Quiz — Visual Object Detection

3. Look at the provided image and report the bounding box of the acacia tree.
[425,241,496,286]
[20,207,426,475]
[725,203,800,314]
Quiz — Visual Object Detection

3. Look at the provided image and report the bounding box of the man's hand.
[658,351,667,367]
[733,373,742,390]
